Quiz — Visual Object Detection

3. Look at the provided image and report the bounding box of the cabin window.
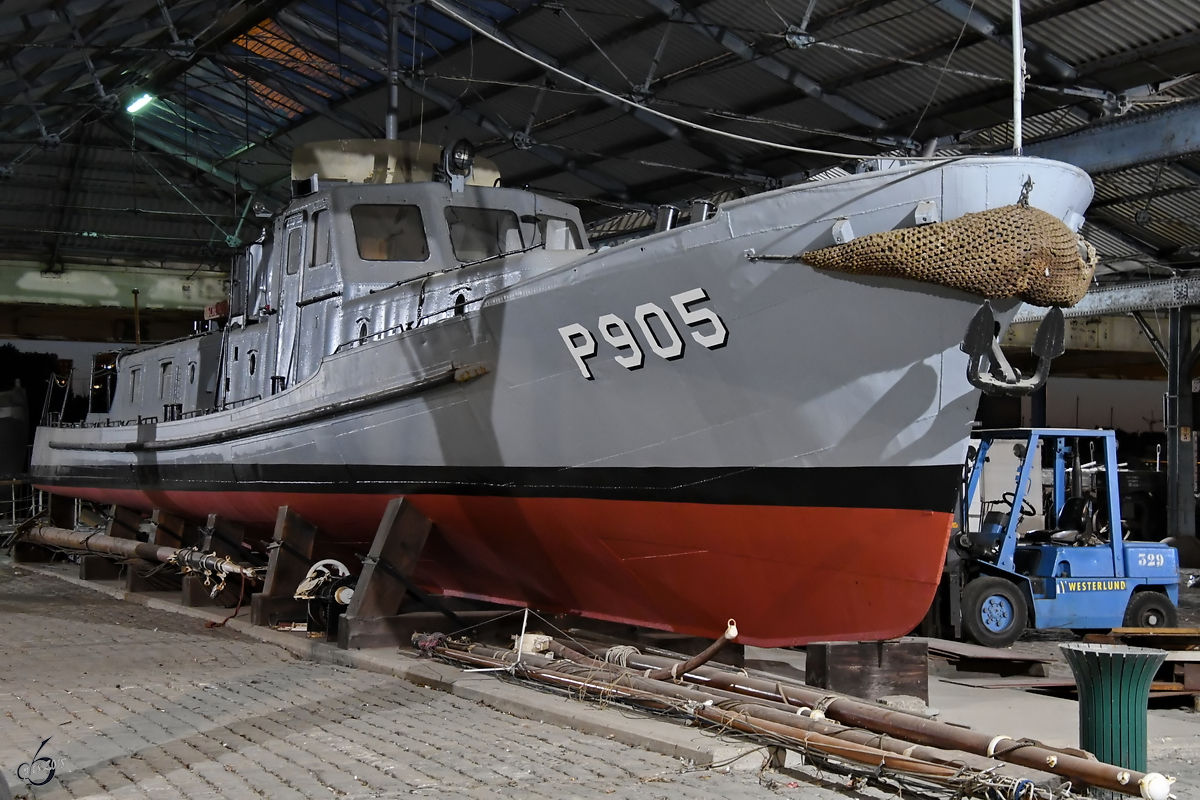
[159,362,173,399]
[285,227,303,275]
[445,207,522,261]
[249,351,257,376]
[539,217,583,250]
[454,293,466,316]
[351,204,428,261]
[188,362,196,385]
[129,368,141,403]
[311,210,331,267]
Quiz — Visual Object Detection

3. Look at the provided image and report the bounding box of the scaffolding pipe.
[543,641,1006,773]
[597,648,1166,797]
[21,524,260,582]
[437,645,963,782]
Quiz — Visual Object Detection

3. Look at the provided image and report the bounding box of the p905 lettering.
[558,287,728,380]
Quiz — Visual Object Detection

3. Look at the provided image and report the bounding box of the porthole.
[359,322,368,342]
[249,352,257,376]
[188,363,196,384]
[454,293,466,316]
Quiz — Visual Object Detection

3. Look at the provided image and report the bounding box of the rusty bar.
[604,648,1161,796]
[436,645,960,781]
[22,524,260,582]
[545,641,1002,772]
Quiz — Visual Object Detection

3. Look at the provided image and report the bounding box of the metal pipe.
[688,199,715,222]
[545,641,1005,773]
[643,619,736,680]
[385,1,400,140]
[438,645,964,782]
[654,205,679,232]
[1012,0,1024,155]
[602,649,1158,796]
[22,524,260,582]
[131,287,141,345]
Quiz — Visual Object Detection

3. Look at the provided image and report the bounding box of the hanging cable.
[427,0,926,161]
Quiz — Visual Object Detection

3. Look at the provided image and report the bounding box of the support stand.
[182,515,247,608]
[80,504,140,580]
[250,506,317,626]
[339,498,443,649]
[124,510,201,592]
[806,640,929,703]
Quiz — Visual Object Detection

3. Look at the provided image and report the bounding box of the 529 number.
[558,287,728,380]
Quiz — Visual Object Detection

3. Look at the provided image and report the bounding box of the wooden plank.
[250,506,317,626]
[806,640,928,703]
[909,637,1052,663]
[943,677,1076,689]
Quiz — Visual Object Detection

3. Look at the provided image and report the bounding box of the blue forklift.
[944,428,1181,648]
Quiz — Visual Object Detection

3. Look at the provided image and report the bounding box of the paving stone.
[1,563,897,799]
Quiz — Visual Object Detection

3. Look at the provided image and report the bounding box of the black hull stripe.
[31,464,962,511]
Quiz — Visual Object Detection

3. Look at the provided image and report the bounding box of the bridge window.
[311,209,331,267]
[351,204,428,262]
[445,207,522,262]
[285,227,302,275]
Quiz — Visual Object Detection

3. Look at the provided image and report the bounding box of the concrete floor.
[3,561,1200,799]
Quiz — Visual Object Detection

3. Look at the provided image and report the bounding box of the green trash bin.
[1060,642,1168,799]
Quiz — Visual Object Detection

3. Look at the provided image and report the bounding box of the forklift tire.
[962,577,1028,648]
[1123,591,1178,629]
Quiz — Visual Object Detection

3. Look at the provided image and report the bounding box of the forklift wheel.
[1123,591,1178,629]
[962,577,1028,648]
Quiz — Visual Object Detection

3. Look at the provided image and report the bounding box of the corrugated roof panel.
[1028,0,1200,65]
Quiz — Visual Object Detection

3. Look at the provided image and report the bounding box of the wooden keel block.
[106,505,142,540]
[250,506,317,626]
[806,639,929,703]
[79,555,121,580]
[151,509,203,548]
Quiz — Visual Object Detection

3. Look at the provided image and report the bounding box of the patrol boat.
[30,139,1096,646]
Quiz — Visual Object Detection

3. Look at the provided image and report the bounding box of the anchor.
[960,300,1065,396]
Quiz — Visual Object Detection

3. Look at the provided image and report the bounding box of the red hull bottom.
[38,485,952,647]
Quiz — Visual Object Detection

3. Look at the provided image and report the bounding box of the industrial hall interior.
[5,0,1200,798]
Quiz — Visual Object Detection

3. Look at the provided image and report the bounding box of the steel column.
[1166,306,1197,539]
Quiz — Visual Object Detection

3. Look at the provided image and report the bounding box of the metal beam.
[1022,100,1200,174]
[278,8,637,201]
[932,0,1076,82]
[425,0,752,179]
[639,0,886,130]
[112,119,264,194]
[1012,276,1200,324]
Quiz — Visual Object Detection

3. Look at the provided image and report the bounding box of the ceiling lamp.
[126,94,154,114]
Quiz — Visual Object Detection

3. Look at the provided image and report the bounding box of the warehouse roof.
[0,0,1197,275]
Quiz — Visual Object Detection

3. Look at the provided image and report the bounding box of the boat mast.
[385,0,401,140]
[1011,0,1025,155]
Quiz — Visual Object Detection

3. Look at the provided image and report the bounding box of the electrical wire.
[430,0,910,161]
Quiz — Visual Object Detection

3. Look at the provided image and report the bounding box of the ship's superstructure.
[30,141,1096,646]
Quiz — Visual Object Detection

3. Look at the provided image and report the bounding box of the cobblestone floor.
[0,565,855,800]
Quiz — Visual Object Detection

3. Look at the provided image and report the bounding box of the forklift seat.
[1022,496,1093,545]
